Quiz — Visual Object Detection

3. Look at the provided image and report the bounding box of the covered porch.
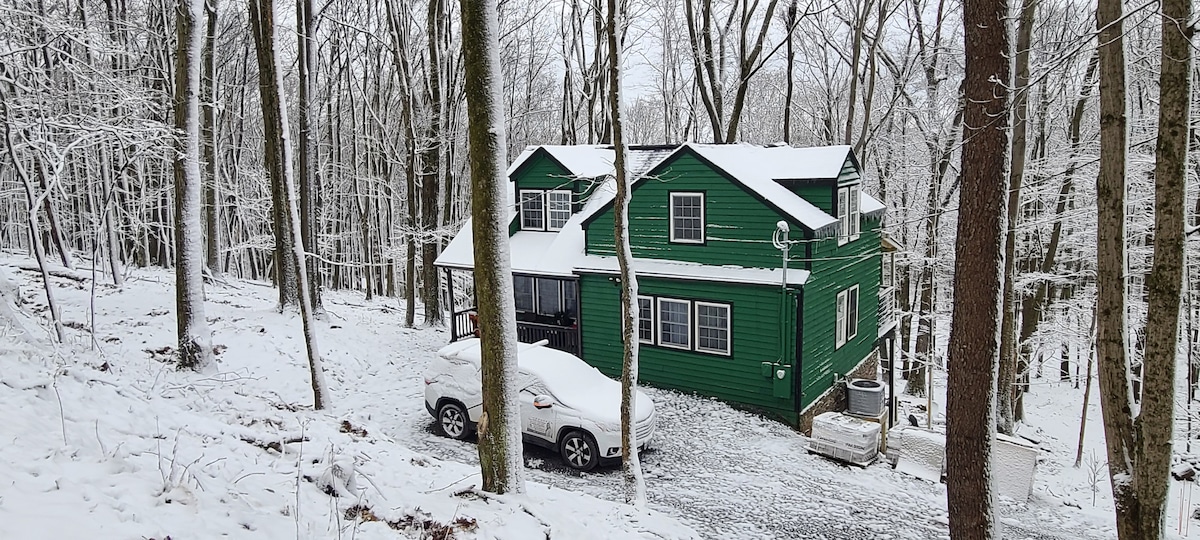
[445,267,582,356]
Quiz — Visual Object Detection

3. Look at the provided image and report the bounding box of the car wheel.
[437,402,471,440]
[559,430,599,472]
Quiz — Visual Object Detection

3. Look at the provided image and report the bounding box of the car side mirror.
[533,395,555,409]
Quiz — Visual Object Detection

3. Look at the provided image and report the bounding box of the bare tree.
[249,0,297,308]
[250,0,328,409]
[296,0,323,312]
[606,0,647,507]
[173,0,215,370]
[1120,0,1194,533]
[996,0,1035,434]
[1094,0,1136,533]
[461,0,526,495]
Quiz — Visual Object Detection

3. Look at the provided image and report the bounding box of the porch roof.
[573,254,810,287]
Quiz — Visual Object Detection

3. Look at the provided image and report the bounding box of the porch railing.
[451,308,477,342]
[449,307,581,357]
[516,321,581,356]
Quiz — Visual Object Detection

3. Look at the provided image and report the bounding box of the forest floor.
[0,257,1171,539]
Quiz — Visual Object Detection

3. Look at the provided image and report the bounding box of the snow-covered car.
[424,338,656,471]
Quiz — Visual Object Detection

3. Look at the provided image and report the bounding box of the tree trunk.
[461,0,526,495]
[297,0,322,312]
[1094,0,1138,533]
[173,0,214,370]
[202,0,220,276]
[945,0,1010,533]
[248,0,297,308]
[996,0,1034,435]
[422,0,445,327]
[1133,0,1192,532]
[606,0,647,508]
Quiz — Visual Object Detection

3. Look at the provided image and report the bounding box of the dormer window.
[520,189,573,231]
[547,190,572,230]
[837,185,861,245]
[669,192,705,243]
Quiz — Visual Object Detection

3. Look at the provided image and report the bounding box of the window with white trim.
[520,190,545,230]
[837,185,861,245]
[657,298,691,349]
[546,190,572,230]
[695,301,730,355]
[637,296,654,343]
[836,285,859,348]
[669,192,705,243]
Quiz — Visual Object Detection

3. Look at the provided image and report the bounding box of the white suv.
[424,338,656,471]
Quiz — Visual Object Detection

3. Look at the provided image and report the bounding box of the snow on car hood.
[437,339,654,425]
[520,347,655,425]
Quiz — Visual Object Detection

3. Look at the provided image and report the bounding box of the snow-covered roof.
[577,143,875,236]
[574,254,810,287]
[861,191,885,219]
[685,144,841,233]
[506,144,675,182]
[437,143,877,285]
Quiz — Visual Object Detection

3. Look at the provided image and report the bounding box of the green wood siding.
[585,152,810,270]
[837,159,861,185]
[798,219,882,410]
[578,274,798,418]
[791,184,835,215]
[512,153,575,191]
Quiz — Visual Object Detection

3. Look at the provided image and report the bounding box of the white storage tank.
[847,379,886,417]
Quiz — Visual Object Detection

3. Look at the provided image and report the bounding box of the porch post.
[447,268,457,342]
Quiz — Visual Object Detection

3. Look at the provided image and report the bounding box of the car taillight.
[424,378,432,385]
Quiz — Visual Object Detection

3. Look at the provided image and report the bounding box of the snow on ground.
[0,260,693,540]
[0,257,1150,539]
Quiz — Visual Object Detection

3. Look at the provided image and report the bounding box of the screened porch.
[446,268,582,356]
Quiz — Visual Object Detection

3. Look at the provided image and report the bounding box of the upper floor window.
[669,192,705,244]
[836,285,860,348]
[520,190,545,230]
[520,189,573,231]
[547,190,573,230]
[838,185,861,245]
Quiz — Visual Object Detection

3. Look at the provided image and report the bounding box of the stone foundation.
[797,348,880,434]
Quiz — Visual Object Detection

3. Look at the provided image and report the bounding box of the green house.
[435,143,896,429]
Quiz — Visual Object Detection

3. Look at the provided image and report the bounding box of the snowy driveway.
[349,322,1104,540]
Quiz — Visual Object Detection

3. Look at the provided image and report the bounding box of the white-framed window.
[669,192,705,243]
[695,301,731,355]
[637,296,654,343]
[546,190,572,230]
[520,190,545,230]
[837,185,861,245]
[836,285,860,348]
[657,298,691,349]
